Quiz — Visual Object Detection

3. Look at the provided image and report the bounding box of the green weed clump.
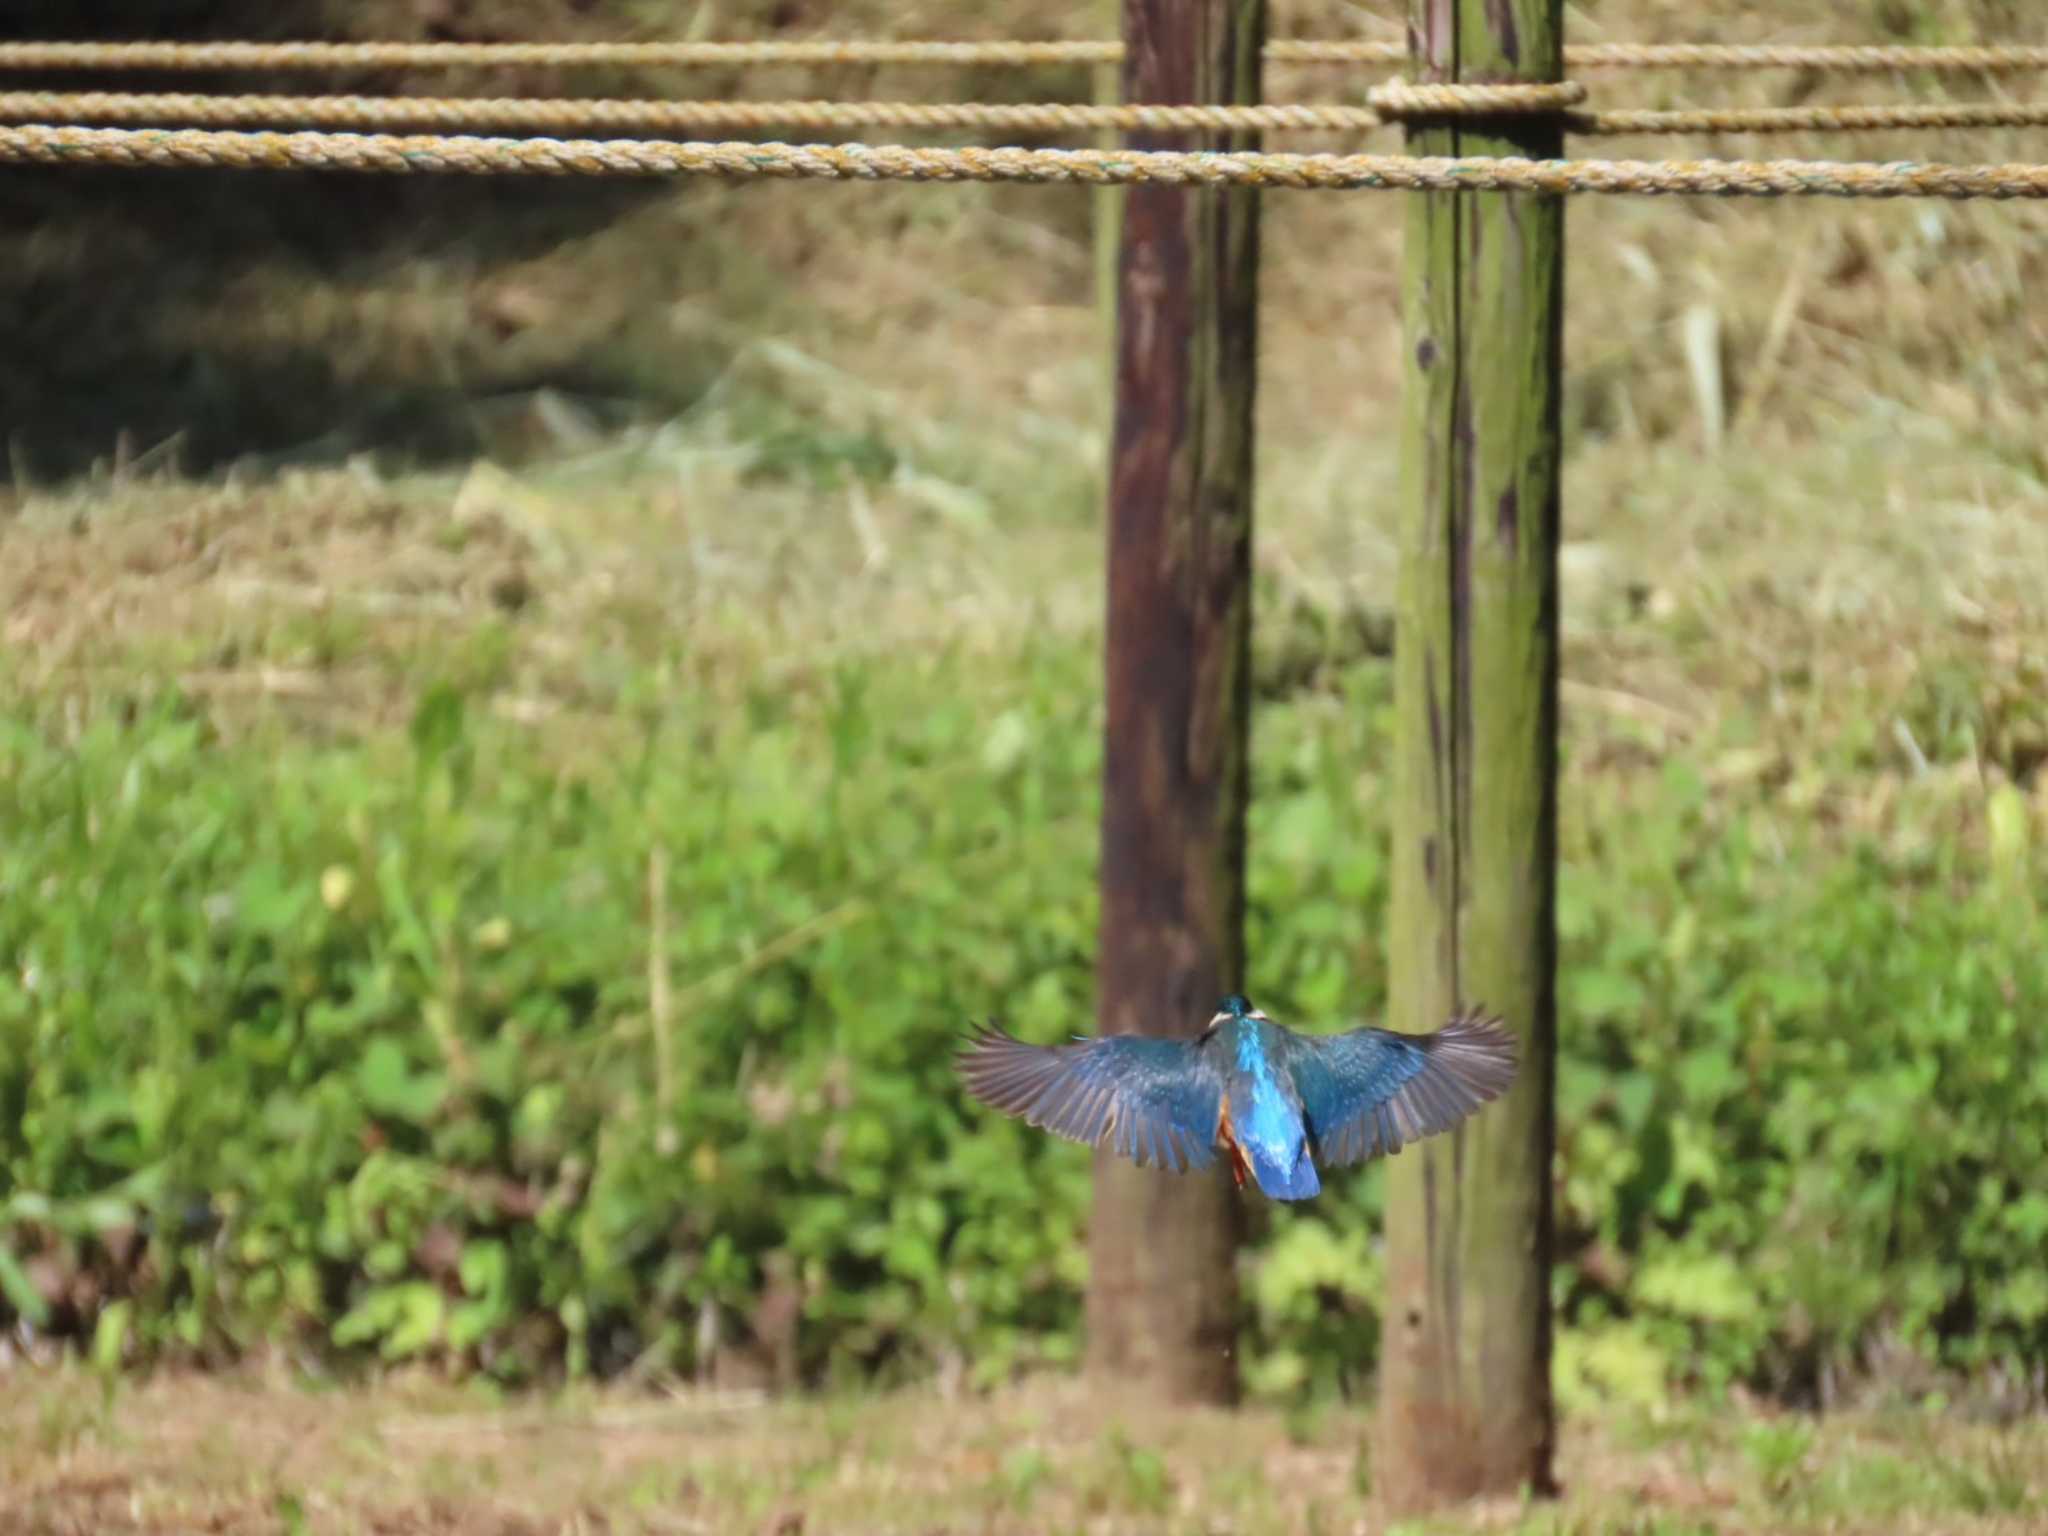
[1,652,2044,1400]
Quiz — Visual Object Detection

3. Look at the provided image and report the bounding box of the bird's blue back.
[1215,1016,1321,1200]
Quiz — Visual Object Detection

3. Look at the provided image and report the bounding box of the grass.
[1,1370,2043,1536]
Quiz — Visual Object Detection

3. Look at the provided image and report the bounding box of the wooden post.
[1086,0,1264,1406]
[1376,0,1564,1508]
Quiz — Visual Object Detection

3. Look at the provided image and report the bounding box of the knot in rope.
[1366,79,1588,119]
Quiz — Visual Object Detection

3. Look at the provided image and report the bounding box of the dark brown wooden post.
[1085,0,1264,1405]
[1375,0,1564,1508]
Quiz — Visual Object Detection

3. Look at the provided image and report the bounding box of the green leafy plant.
[1,636,2044,1399]
[1744,1419,1815,1502]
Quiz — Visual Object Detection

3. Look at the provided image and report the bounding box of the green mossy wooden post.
[1376,0,1564,1506]
[1085,0,1264,1405]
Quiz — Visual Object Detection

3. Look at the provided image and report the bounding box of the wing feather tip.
[1419,1006,1521,1103]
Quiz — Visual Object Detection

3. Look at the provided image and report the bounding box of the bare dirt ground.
[3,1369,2045,1536]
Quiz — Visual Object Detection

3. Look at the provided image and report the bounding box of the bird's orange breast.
[1216,1095,1250,1190]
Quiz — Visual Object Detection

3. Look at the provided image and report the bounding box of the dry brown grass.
[1,1368,2044,1536]
[12,3,2048,739]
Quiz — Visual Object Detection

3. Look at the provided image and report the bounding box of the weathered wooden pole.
[1375,0,1564,1507]
[1086,0,1264,1405]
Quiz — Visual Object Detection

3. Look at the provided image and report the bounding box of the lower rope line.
[9,90,2048,140]
[7,122,2048,199]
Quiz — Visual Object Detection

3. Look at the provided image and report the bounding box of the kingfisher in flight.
[957,995,1517,1201]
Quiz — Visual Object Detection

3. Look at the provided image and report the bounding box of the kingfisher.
[957,994,1517,1201]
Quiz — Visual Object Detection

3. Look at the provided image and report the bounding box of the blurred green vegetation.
[2,621,2043,1400]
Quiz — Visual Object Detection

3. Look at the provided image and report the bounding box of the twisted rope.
[1558,41,2048,73]
[8,122,2048,200]
[8,89,2048,140]
[1584,99,2048,134]
[0,39,1132,71]
[1367,79,1588,116]
[0,89,1393,135]
[4,38,2048,74]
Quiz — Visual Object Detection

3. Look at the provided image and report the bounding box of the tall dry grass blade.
[649,846,677,1157]
[1682,301,1725,453]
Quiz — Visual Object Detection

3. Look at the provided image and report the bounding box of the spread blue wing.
[1284,1008,1519,1167]
[956,1024,1221,1173]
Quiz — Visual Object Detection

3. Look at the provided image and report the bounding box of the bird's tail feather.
[1248,1140,1321,1201]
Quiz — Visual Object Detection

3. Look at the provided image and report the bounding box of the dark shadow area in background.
[2,168,677,479]
[0,1,694,482]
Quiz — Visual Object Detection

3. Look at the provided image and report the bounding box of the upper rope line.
[9,122,2048,200]
[11,88,2048,138]
[3,38,2048,73]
